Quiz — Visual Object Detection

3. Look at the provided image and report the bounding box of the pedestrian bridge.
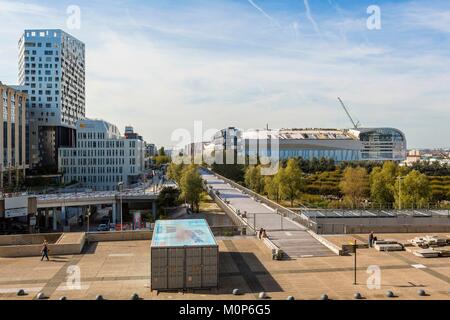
[201,168,335,258]
[36,190,158,208]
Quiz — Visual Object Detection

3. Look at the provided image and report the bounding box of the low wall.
[0,232,85,257]
[207,188,246,228]
[345,224,450,234]
[315,215,450,234]
[209,170,310,228]
[306,230,342,255]
[86,230,152,242]
[210,226,244,236]
[0,233,62,246]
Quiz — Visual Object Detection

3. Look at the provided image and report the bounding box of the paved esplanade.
[202,172,333,258]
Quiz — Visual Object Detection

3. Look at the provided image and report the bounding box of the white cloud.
[0,0,449,149]
[0,0,50,16]
[401,4,450,33]
[303,0,321,35]
[247,0,282,29]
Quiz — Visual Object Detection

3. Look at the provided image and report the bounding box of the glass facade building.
[18,29,85,170]
[207,127,407,163]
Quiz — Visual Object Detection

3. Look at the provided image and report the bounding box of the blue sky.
[0,0,449,149]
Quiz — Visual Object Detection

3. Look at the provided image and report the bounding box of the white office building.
[18,29,85,169]
[58,119,145,191]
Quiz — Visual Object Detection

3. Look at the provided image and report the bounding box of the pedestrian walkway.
[202,171,334,258]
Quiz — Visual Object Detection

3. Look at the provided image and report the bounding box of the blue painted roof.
[151,219,217,247]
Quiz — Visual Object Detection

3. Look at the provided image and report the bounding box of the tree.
[158,147,166,156]
[244,166,264,193]
[153,155,170,166]
[370,161,398,208]
[264,172,282,202]
[395,170,431,209]
[339,166,369,208]
[180,165,204,212]
[157,186,180,208]
[410,161,450,176]
[167,162,185,185]
[211,163,245,183]
[279,159,304,207]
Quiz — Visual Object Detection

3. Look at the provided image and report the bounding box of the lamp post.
[86,206,91,234]
[118,182,124,231]
[353,240,357,285]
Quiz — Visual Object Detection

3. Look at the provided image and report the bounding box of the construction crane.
[337,97,360,129]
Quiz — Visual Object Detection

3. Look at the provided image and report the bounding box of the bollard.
[232,288,240,295]
[354,292,362,299]
[59,296,67,300]
[258,292,267,299]
[418,289,426,296]
[286,296,295,300]
[320,294,329,300]
[36,292,46,300]
[131,293,140,300]
[95,295,104,300]
[17,289,26,296]
[386,290,394,298]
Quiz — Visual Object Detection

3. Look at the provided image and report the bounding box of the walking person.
[368,231,374,248]
[258,228,264,239]
[41,240,50,261]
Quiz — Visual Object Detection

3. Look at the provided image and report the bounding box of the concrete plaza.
[0,236,449,300]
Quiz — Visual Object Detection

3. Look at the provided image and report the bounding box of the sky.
[0,0,449,149]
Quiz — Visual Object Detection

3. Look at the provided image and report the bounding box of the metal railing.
[205,168,311,229]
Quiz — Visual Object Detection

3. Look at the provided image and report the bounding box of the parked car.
[97,224,109,231]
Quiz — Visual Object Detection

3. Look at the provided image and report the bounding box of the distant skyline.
[0,0,449,149]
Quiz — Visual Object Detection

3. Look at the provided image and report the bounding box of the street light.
[118,182,124,231]
[86,205,91,234]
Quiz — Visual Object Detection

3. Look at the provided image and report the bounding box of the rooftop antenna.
[337,97,360,129]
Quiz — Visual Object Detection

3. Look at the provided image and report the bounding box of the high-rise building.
[58,119,145,191]
[0,82,28,189]
[145,143,157,157]
[18,29,85,171]
[124,126,143,141]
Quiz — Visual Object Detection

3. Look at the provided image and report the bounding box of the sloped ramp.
[202,170,335,258]
[269,230,335,258]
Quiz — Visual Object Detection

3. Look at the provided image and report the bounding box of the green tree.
[211,163,245,183]
[180,165,204,212]
[167,162,185,185]
[158,147,166,156]
[244,165,264,193]
[339,166,369,208]
[264,172,282,202]
[279,159,304,207]
[157,186,180,208]
[370,161,398,208]
[395,170,431,209]
[153,155,170,166]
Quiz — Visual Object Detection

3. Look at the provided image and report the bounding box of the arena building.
[182,127,407,163]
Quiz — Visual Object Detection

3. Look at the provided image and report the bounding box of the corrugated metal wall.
[151,246,218,290]
[151,248,168,290]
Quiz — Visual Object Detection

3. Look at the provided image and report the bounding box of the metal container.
[151,219,218,291]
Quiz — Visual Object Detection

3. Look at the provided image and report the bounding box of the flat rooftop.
[243,129,354,140]
[152,219,217,247]
[1,234,449,300]
[302,209,450,218]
